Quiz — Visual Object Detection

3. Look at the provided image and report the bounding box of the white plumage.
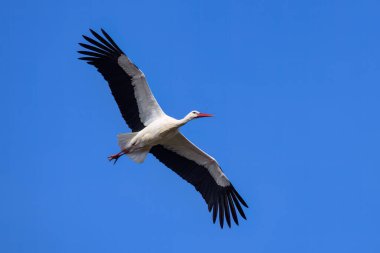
[78,29,248,228]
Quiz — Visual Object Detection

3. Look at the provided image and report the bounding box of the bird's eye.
[193,112,197,114]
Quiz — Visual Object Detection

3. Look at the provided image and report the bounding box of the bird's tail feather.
[126,149,150,163]
[117,133,150,163]
[117,133,137,149]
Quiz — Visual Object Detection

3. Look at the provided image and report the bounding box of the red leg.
[108,149,129,164]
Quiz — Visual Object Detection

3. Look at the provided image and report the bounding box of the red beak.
[196,113,213,118]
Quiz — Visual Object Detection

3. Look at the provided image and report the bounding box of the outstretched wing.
[150,133,248,228]
[78,29,165,131]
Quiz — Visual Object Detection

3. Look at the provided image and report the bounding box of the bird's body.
[78,29,248,228]
[112,115,180,163]
[130,115,180,148]
[134,114,182,146]
[112,112,213,163]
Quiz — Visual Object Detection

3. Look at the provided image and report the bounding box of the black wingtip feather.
[227,193,239,225]
[89,28,119,53]
[208,203,212,212]
[212,203,218,224]
[82,35,115,54]
[79,43,113,57]
[231,191,247,220]
[224,194,231,228]
[78,50,108,58]
[232,186,249,208]
[219,196,225,228]
[101,28,124,54]
[78,56,95,61]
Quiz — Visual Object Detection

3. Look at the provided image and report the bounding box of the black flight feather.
[78,29,145,131]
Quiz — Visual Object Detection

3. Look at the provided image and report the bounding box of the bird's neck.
[177,116,192,127]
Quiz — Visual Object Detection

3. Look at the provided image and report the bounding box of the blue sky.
[1,0,379,252]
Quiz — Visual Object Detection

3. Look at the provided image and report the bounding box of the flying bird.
[78,29,248,228]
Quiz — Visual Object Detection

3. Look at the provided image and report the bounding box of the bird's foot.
[108,149,128,164]
[108,154,121,164]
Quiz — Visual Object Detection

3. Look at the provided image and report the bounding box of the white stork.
[78,29,248,228]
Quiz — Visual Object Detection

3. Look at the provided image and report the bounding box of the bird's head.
[186,110,213,121]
